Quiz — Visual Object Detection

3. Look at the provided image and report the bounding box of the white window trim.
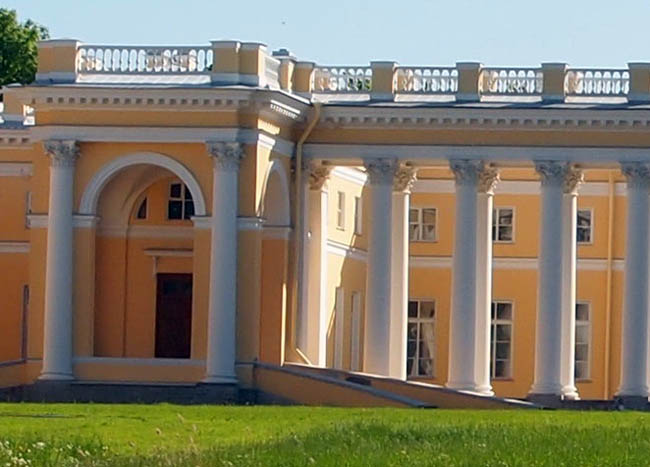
[491,299,514,380]
[407,298,436,378]
[575,300,592,381]
[167,180,192,221]
[354,196,363,236]
[577,207,594,246]
[409,206,438,243]
[336,191,346,231]
[493,206,516,244]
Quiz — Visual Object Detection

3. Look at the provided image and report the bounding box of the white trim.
[79,152,207,216]
[331,166,367,186]
[238,217,264,230]
[0,163,33,177]
[409,255,624,271]
[412,179,627,196]
[191,216,212,230]
[0,242,30,253]
[143,248,193,257]
[128,225,194,239]
[410,256,451,268]
[26,214,99,229]
[326,239,367,262]
[73,357,205,367]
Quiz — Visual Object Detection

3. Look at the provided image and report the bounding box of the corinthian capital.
[534,161,570,187]
[43,140,79,167]
[206,141,245,171]
[563,165,584,195]
[364,158,398,185]
[450,159,483,186]
[302,160,331,190]
[478,164,500,194]
[393,165,417,192]
[621,161,650,189]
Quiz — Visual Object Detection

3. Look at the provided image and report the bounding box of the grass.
[1,404,650,466]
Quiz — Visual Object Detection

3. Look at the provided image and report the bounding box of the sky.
[5,0,650,68]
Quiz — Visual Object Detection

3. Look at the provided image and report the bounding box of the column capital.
[43,140,79,167]
[364,158,398,185]
[478,165,500,194]
[303,161,332,190]
[450,159,483,186]
[621,161,650,189]
[206,141,245,171]
[534,161,570,187]
[393,165,417,192]
[563,166,584,195]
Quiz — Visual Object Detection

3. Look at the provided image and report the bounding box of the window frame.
[353,196,363,235]
[167,181,194,221]
[336,191,346,231]
[575,301,592,381]
[492,207,516,244]
[409,206,438,243]
[406,298,436,379]
[490,300,514,380]
[576,207,594,246]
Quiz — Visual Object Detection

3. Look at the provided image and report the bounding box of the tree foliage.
[0,9,49,91]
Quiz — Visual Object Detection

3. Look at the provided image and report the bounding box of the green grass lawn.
[1,404,650,466]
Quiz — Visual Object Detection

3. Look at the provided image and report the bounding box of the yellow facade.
[2,38,650,405]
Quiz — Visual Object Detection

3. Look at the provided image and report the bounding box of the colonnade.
[299,158,650,403]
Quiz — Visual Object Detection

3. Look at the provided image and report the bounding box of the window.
[575,302,591,380]
[492,207,514,242]
[577,209,593,244]
[136,198,148,220]
[490,301,513,379]
[407,300,435,377]
[354,196,363,235]
[409,208,437,242]
[168,182,194,220]
[336,191,346,230]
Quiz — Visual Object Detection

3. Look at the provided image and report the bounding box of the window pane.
[409,225,420,241]
[576,304,589,322]
[407,340,417,358]
[168,200,183,219]
[496,324,511,340]
[170,183,181,198]
[491,302,497,320]
[576,325,589,343]
[496,302,512,320]
[422,209,436,224]
[184,186,193,200]
[499,209,513,225]
[419,323,435,347]
[496,342,510,360]
[407,358,415,376]
[575,343,589,361]
[136,198,147,219]
[184,200,195,219]
[408,323,418,339]
[495,360,508,378]
[498,226,513,241]
[577,228,590,243]
[422,224,436,241]
[577,210,591,226]
[409,209,419,222]
[418,359,433,376]
[420,301,435,318]
[408,301,418,318]
[575,361,588,379]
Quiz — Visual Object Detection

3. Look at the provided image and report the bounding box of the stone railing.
[395,67,458,94]
[312,66,373,93]
[480,68,543,96]
[565,68,630,97]
[77,45,214,74]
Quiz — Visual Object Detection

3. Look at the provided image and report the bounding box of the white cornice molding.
[331,166,367,186]
[411,179,627,196]
[0,131,31,148]
[305,144,650,167]
[0,162,33,176]
[326,239,367,262]
[27,214,100,229]
[143,248,193,257]
[0,242,30,253]
[238,217,264,231]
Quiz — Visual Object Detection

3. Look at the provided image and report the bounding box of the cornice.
[0,129,31,148]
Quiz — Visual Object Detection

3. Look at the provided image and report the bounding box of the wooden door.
[155,273,192,358]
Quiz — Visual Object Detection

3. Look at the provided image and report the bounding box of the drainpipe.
[289,102,322,363]
[603,170,615,399]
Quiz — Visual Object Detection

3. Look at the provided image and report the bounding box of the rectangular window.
[492,207,514,242]
[409,207,437,242]
[490,301,513,379]
[577,209,593,244]
[406,300,435,377]
[354,196,363,235]
[575,302,591,380]
[168,182,194,220]
[336,191,346,230]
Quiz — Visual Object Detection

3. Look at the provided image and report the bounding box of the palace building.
[2,39,650,407]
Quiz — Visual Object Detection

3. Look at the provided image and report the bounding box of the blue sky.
[5,0,650,68]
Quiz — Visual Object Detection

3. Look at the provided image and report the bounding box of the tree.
[0,9,49,96]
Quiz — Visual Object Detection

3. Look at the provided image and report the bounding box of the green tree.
[0,9,49,95]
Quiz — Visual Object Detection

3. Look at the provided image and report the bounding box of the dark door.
[155,273,193,358]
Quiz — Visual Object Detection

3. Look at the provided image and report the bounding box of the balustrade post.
[210,41,241,85]
[542,63,567,103]
[456,62,482,102]
[370,61,396,101]
[293,62,315,93]
[1,86,25,124]
[36,40,79,84]
[628,63,650,103]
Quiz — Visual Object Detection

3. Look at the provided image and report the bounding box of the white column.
[529,161,569,400]
[39,140,79,381]
[364,158,397,376]
[298,162,330,366]
[204,142,244,383]
[389,165,417,380]
[447,160,497,394]
[616,162,650,403]
[474,166,499,395]
[560,168,583,400]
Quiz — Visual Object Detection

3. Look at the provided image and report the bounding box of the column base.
[38,372,74,382]
[614,395,649,410]
[561,386,580,401]
[202,375,238,384]
[446,381,493,396]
